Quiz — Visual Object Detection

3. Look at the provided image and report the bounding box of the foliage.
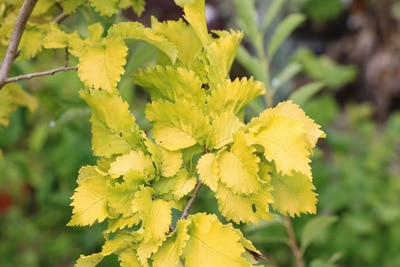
[0,0,327,266]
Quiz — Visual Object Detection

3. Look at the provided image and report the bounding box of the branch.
[0,0,38,89]
[180,182,202,221]
[3,66,78,84]
[283,216,305,267]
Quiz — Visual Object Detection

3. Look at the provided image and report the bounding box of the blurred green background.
[1,0,400,266]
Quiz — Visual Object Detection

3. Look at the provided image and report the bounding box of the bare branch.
[180,182,202,220]
[0,0,38,89]
[4,66,78,84]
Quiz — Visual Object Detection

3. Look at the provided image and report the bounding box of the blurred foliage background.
[1,0,400,266]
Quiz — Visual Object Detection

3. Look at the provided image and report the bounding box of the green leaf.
[261,0,287,34]
[231,0,258,48]
[146,101,210,151]
[79,89,143,157]
[267,13,305,59]
[182,213,251,267]
[290,81,325,106]
[272,62,302,89]
[133,66,205,108]
[108,22,178,64]
[68,176,109,226]
[90,0,119,16]
[78,36,128,92]
[235,46,269,84]
[300,216,338,254]
[270,170,317,217]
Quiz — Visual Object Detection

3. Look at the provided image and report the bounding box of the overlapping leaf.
[182,213,251,267]
[78,36,127,92]
[146,101,210,151]
[206,112,244,150]
[270,170,318,216]
[68,176,109,226]
[133,66,205,108]
[108,150,154,179]
[206,77,265,119]
[79,89,142,157]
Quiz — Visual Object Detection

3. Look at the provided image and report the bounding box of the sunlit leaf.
[108,150,154,179]
[19,25,43,59]
[174,0,209,46]
[132,186,172,242]
[182,213,251,267]
[216,183,274,224]
[206,77,265,119]
[153,170,196,201]
[75,253,104,267]
[145,139,183,177]
[78,36,127,92]
[68,176,109,226]
[79,89,142,157]
[218,132,262,195]
[146,100,210,151]
[133,66,205,108]
[197,152,219,192]
[270,170,318,217]
[108,21,178,64]
[152,219,191,267]
[119,248,142,267]
[206,112,244,150]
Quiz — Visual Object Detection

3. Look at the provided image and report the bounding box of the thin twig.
[283,216,304,267]
[0,0,38,89]
[180,181,202,220]
[3,66,78,84]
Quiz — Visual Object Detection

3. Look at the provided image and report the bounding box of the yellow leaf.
[132,186,172,242]
[246,114,311,177]
[137,238,163,266]
[206,30,244,88]
[270,170,318,217]
[19,25,43,59]
[152,219,191,267]
[174,0,209,46]
[216,183,274,224]
[0,83,37,127]
[206,77,265,119]
[206,112,244,149]
[119,248,142,267]
[75,253,104,267]
[90,0,119,16]
[197,152,219,192]
[146,101,210,151]
[153,170,196,201]
[76,165,104,184]
[145,139,183,177]
[218,132,262,195]
[108,151,154,179]
[68,176,109,226]
[133,66,205,109]
[182,213,251,267]
[262,100,326,147]
[80,89,142,157]
[78,36,127,92]
[151,20,203,74]
[106,177,142,217]
[108,21,178,64]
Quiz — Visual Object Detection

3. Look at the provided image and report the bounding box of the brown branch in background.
[283,216,305,267]
[0,0,38,89]
[4,66,78,84]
